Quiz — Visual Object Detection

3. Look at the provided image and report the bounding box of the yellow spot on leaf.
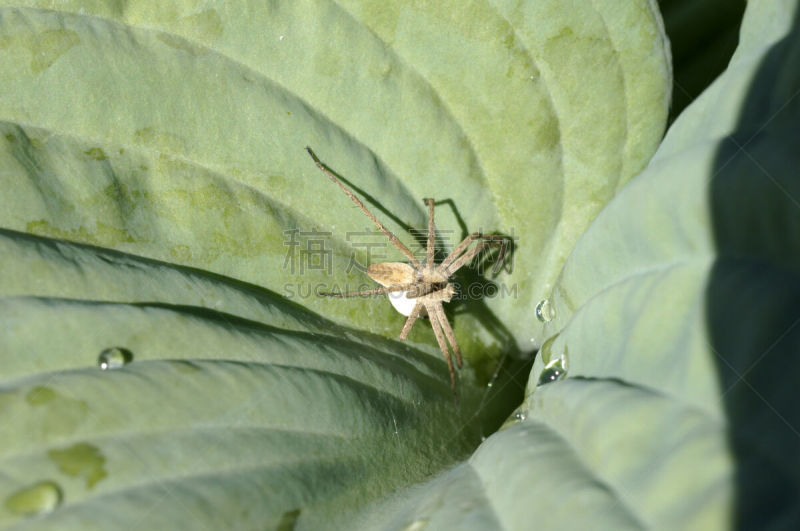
[48,442,108,489]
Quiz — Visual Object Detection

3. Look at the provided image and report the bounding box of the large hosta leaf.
[0,1,671,528]
[1,230,488,529]
[0,0,670,358]
[357,1,800,529]
[357,0,800,528]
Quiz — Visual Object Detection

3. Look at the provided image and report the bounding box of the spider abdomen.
[366,262,415,286]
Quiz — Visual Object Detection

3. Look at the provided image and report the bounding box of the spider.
[306,147,507,401]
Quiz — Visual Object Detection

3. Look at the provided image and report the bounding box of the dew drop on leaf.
[4,480,62,516]
[97,347,133,370]
[537,356,567,386]
[535,298,554,322]
[499,406,528,431]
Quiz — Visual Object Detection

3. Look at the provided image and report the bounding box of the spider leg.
[320,284,415,297]
[424,198,436,273]
[399,301,424,340]
[438,236,507,278]
[430,302,462,369]
[443,240,493,277]
[427,301,457,400]
[490,238,508,275]
[437,233,507,276]
[438,232,480,272]
[306,147,422,269]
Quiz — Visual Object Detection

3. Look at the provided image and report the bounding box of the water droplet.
[537,356,567,386]
[535,298,554,322]
[97,347,133,370]
[538,334,557,364]
[4,480,63,516]
[499,406,528,430]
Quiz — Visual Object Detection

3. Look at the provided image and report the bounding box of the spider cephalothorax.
[306,147,507,400]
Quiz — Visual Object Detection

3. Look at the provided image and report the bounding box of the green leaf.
[1,230,486,528]
[0,0,670,359]
[0,1,671,528]
[508,0,795,528]
[360,380,730,530]
[356,1,800,528]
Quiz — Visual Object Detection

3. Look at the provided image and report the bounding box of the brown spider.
[306,147,507,401]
